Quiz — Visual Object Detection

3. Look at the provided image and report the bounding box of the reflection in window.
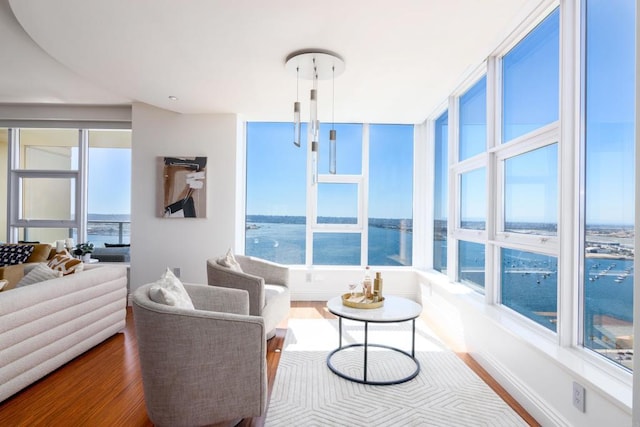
[245,122,307,264]
[459,77,487,161]
[19,128,79,170]
[313,233,361,265]
[504,144,557,235]
[433,112,448,272]
[583,0,635,369]
[19,176,76,221]
[369,124,413,266]
[317,183,358,224]
[460,168,486,230]
[501,248,558,332]
[502,9,559,142]
[458,240,485,291]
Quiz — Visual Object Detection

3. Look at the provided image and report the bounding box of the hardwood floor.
[0,302,539,426]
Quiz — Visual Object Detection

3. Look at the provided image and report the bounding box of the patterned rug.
[265,318,528,427]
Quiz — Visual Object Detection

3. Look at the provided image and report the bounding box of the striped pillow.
[47,253,84,275]
[17,263,63,287]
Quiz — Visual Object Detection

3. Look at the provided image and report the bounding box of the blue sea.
[247,218,633,355]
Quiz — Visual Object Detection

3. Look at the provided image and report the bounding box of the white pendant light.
[285,50,345,183]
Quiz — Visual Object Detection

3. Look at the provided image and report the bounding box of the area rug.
[265,318,528,427]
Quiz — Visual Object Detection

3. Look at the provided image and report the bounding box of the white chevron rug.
[265,318,529,427]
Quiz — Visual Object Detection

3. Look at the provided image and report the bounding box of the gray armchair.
[207,254,290,339]
[132,283,267,427]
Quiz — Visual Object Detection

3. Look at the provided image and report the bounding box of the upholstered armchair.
[132,283,267,427]
[207,254,290,339]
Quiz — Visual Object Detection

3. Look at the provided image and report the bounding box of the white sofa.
[0,264,128,402]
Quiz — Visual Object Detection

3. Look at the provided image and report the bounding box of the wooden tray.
[342,292,385,309]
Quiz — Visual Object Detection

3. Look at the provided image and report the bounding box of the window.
[459,77,487,161]
[245,122,307,264]
[459,167,486,230]
[458,240,485,290]
[246,122,413,266]
[433,112,448,273]
[582,0,635,368]
[6,127,131,248]
[368,124,413,266]
[0,128,8,242]
[502,10,559,142]
[87,130,132,245]
[501,248,558,331]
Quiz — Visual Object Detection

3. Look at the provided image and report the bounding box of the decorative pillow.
[16,263,63,287]
[0,244,35,266]
[148,268,195,309]
[47,252,84,275]
[216,248,243,272]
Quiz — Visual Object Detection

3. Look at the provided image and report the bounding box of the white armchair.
[206,254,290,339]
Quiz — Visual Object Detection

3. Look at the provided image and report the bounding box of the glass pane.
[88,130,131,246]
[460,168,486,230]
[583,0,635,369]
[318,123,362,175]
[18,227,76,245]
[19,128,79,170]
[433,112,448,272]
[504,144,557,235]
[0,128,7,242]
[502,9,559,142]
[317,183,358,224]
[313,232,360,265]
[368,124,413,266]
[501,248,558,332]
[458,240,485,291]
[459,77,487,160]
[19,177,76,221]
[245,122,306,264]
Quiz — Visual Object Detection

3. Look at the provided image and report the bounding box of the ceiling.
[2,0,541,124]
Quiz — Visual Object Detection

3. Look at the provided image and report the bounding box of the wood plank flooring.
[0,302,539,426]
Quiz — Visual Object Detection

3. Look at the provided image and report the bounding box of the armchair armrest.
[235,255,289,287]
[206,260,265,316]
[183,283,249,315]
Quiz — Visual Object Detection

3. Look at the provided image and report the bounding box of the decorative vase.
[82,254,91,263]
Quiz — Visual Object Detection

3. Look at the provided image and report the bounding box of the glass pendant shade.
[311,140,319,184]
[309,88,318,142]
[293,101,301,147]
[329,129,337,174]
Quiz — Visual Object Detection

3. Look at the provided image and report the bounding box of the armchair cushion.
[148,268,194,309]
[216,248,243,272]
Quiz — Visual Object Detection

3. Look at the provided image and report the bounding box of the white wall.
[418,270,632,427]
[130,103,241,290]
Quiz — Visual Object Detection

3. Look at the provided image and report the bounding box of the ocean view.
[86,214,131,246]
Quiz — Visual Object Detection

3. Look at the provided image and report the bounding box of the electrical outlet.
[573,381,585,412]
[173,267,181,278]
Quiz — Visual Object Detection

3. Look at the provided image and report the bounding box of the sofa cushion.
[27,244,54,263]
[148,268,195,309]
[216,249,243,272]
[16,263,64,287]
[47,252,84,275]
[0,244,34,266]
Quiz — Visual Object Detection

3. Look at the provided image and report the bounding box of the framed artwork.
[159,156,207,218]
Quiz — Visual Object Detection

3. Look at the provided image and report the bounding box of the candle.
[65,238,74,250]
[56,240,65,253]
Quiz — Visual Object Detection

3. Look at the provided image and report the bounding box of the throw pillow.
[216,248,243,272]
[47,252,84,275]
[16,263,63,287]
[0,244,35,266]
[148,268,195,309]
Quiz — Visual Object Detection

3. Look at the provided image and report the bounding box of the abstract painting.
[159,156,207,218]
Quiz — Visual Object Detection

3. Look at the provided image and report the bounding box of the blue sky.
[88,148,132,215]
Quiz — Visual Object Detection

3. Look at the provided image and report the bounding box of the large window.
[582,0,635,368]
[246,122,413,266]
[6,127,131,248]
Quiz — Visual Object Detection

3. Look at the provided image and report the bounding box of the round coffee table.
[326,295,422,385]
